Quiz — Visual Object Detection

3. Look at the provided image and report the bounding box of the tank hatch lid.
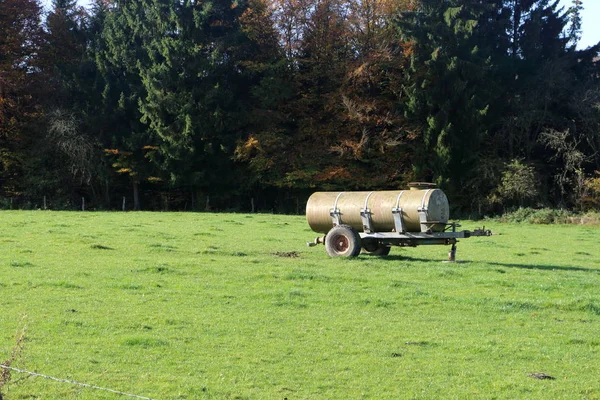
[408,182,437,190]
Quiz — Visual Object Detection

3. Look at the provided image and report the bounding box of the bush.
[568,211,600,226]
[494,208,600,225]
[496,207,574,224]
[495,160,539,207]
[582,171,600,210]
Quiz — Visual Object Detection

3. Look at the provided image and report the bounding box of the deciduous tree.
[0,0,44,197]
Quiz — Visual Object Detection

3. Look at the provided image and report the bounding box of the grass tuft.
[115,283,143,290]
[137,265,179,274]
[9,261,34,268]
[405,341,430,346]
[123,338,168,348]
[44,281,83,289]
[90,244,114,250]
[285,269,330,281]
[148,243,177,251]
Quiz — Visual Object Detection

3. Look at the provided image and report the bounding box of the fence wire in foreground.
[0,364,155,399]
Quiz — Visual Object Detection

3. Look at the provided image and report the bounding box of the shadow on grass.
[488,261,595,273]
[374,254,471,263]
[394,255,595,273]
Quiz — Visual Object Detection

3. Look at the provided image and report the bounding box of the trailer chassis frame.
[308,223,492,259]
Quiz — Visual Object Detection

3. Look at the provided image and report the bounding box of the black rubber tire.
[369,246,391,256]
[325,225,361,257]
[361,238,391,256]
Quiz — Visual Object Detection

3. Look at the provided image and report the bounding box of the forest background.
[1,0,599,215]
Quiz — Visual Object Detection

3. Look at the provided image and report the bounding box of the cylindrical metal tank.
[306,187,449,234]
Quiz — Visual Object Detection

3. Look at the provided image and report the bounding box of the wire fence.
[0,196,130,212]
[0,364,155,400]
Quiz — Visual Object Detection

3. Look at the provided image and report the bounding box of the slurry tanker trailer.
[306,183,491,259]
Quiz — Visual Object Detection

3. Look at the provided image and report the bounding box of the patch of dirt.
[273,251,300,258]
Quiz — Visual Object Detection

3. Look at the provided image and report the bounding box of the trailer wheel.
[361,239,391,256]
[325,225,361,257]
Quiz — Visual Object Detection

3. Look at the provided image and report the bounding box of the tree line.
[1,0,599,214]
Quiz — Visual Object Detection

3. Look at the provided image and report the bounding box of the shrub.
[569,211,600,226]
[496,207,574,224]
[490,159,539,210]
[582,171,600,210]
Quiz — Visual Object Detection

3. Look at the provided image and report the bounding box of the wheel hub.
[333,234,349,252]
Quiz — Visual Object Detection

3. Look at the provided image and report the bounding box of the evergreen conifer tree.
[395,0,499,205]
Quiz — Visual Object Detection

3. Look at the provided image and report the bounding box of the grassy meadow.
[1,211,600,399]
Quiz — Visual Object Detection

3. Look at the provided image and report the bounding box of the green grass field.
[1,211,600,399]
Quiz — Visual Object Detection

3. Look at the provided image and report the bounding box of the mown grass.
[1,211,599,399]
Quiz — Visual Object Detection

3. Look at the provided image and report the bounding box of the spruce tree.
[97,0,159,210]
[395,0,500,206]
[565,0,583,47]
[97,0,279,209]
